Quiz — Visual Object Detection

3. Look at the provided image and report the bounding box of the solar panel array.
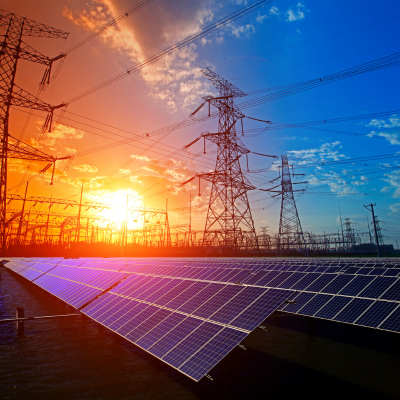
[5,256,400,381]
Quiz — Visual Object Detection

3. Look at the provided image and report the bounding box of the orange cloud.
[73,164,98,173]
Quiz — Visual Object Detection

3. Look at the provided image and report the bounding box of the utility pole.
[16,181,28,244]
[0,10,68,256]
[75,181,84,243]
[44,192,53,244]
[364,203,381,258]
[339,205,344,250]
[125,194,129,246]
[189,187,192,247]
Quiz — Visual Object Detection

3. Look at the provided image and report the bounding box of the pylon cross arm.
[204,97,244,120]
[0,10,68,39]
[2,41,53,66]
[3,85,64,112]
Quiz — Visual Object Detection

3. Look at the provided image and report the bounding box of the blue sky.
[5,0,400,245]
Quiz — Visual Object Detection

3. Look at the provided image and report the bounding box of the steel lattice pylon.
[0,9,68,255]
[199,68,259,255]
[277,155,307,255]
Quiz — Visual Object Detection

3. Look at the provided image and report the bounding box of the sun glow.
[89,189,143,227]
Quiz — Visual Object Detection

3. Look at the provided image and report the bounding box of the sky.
[2,0,400,244]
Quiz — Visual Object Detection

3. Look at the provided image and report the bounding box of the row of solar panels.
[4,258,289,381]
[7,258,400,333]
[11,256,400,267]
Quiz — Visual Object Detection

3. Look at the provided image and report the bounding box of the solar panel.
[6,256,400,381]
[379,307,400,332]
[279,292,316,313]
[321,275,355,294]
[337,275,375,296]
[297,294,333,316]
[380,280,400,301]
[333,298,374,324]
[358,277,396,299]
[289,273,317,290]
[305,274,336,292]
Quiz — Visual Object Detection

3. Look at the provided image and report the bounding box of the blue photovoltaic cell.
[95,296,129,322]
[196,268,216,280]
[149,317,204,359]
[126,308,172,343]
[297,294,333,316]
[358,277,396,299]
[163,281,209,310]
[266,272,294,288]
[143,279,182,303]
[305,274,336,292]
[152,280,193,306]
[134,277,171,301]
[101,297,138,326]
[333,298,374,324]
[108,301,148,331]
[290,273,317,291]
[321,275,355,294]
[179,327,247,381]
[19,268,45,281]
[383,269,400,277]
[123,277,162,299]
[209,286,266,325]
[136,313,187,350]
[315,296,352,320]
[229,288,288,331]
[358,268,372,275]
[255,270,281,287]
[82,292,114,316]
[113,275,153,296]
[305,266,318,272]
[241,271,268,285]
[368,268,385,276]
[178,284,225,315]
[210,269,231,282]
[94,295,130,319]
[203,269,224,281]
[344,267,359,275]
[117,305,159,336]
[229,270,252,283]
[378,307,400,332]
[338,275,375,297]
[278,272,305,289]
[279,292,316,313]
[192,285,245,319]
[162,321,222,367]
[325,267,339,274]
[379,280,400,301]
[87,294,120,319]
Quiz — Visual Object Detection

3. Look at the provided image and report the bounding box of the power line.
[65,0,274,104]
[215,15,400,68]
[237,51,400,110]
[64,0,155,55]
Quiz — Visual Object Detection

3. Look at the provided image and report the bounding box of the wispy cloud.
[286,2,307,22]
[288,141,347,164]
[366,114,400,145]
[73,164,98,173]
[260,2,309,22]
[63,0,217,111]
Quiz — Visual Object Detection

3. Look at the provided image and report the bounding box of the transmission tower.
[185,68,259,254]
[342,218,357,251]
[277,155,307,255]
[0,10,68,255]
